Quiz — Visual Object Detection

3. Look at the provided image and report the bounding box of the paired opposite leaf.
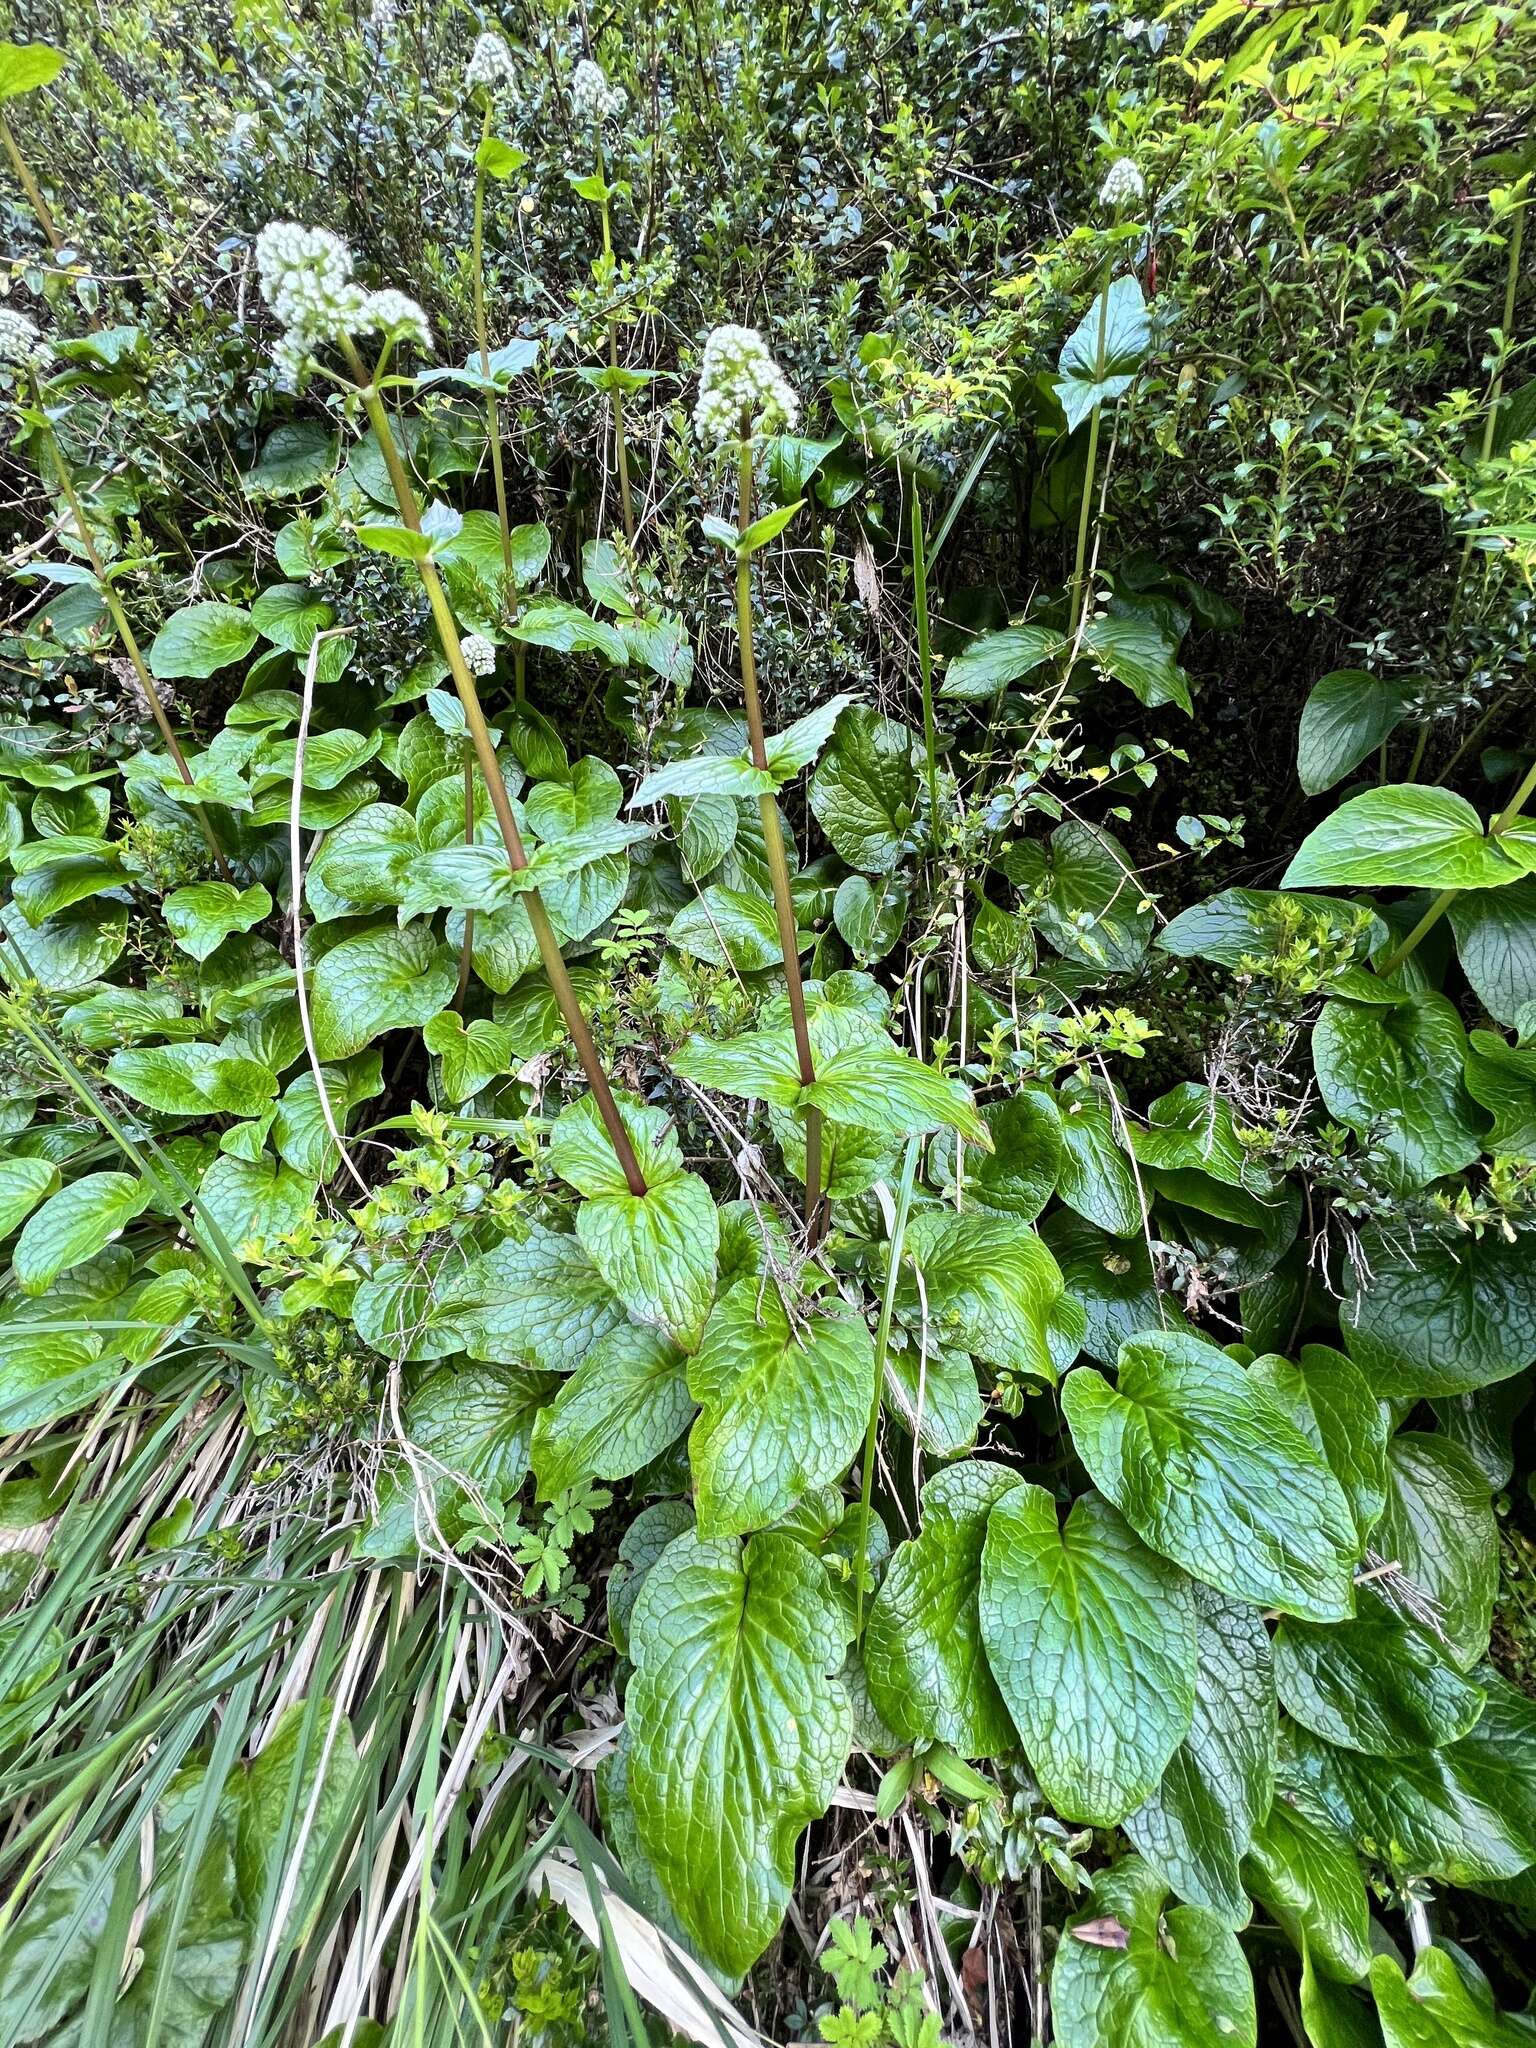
[550,1094,719,1347]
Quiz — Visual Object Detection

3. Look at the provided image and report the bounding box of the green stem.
[1067,265,1112,642]
[472,101,526,701]
[1377,748,1536,977]
[911,484,940,840]
[596,130,635,545]
[454,747,475,1012]
[32,379,230,879]
[856,1135,920,1637]
[347,344,646,1195]
[735,435,821,1238]
[0,111,102,330]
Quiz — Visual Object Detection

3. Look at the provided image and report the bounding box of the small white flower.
[369,0,398,32]
[693,323,799,445]
[255,221,368,383]
[465,31,515,97]
[459,632,497,675]
[572,56,626,127]
[1099,157,1145,210]
[0,307,52,370]
[359,288,432,352]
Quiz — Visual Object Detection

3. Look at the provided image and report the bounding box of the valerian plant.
[0,3,1535,2044]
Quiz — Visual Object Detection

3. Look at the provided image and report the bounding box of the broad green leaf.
[1125,1589,1276,1927]
[941,622,1065,700]
[1006,820,1152,973]
[13,1171,151,1294]
[107,1041,278,1118]
[895,1210,1064,1378]
[1079,605,1193,714]
[1040,1210,1186,1366]
[1463,1026,1536,1154]
[530,1323,692,1500]
[147,602,258,680]
[0,40,64,98]
[687,1279,872,1538]
[764,693,859,780]
[1064,1331,1359,1621]
[421,1011,514,1102]
[1285,1670,1536,1886]
[1341,1227,1536,1396]
[864,1461,1025,1758]
[1054,275,1152,432]
[0,897,129,991]
[627,1529,851,1976]
[1243,1798,1372,1984]
[552,1094,719,1346]
[667,883,786,971]
[1158,886,1385,1000]
[953,1086,1062,1221]
[1369,1945,1532,2048]
[1448,878,1536,1025]
[197,1151,315,1249]
[245,422,336,495]
[1055,1082,1145,1237]
[1052,1855,1256,2048]
[363,1363,557,1558]
[271,1055,381,1178]
[163,881,272,962]
[1273,1615,1486,1757]
[457,1224,623,1372]
[1282,786,1531,892]
[0,1158,59,1237]
[808,705,918,873]
[1247,1345,1388,1544]
[1311,995,1482,1193]
[308,923,457,1060]
[881,1338,981,1456]
[0,1845,111,2043]
[980,1485,1198,1825]
[607,1499,694,1655]
[833,871,907,962]
[805,1037,989,1146]
[631,752,771,808]
[0,1328,114,1430]
[1363,1433,1496,1671]
[1297,671,1410,796]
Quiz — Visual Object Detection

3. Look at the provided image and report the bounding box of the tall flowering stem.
[340,338,646,1195]
[734,434,823,1238]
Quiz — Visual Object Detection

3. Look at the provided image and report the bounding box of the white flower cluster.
[693,323,799,445]
[255,223,430,383]
[357,287,432,351]
[572,57,626,128]
[459,632,497,675]
[1099,157,1145,209]
[369,0,398,32]
[466,31,515,97]
[0,307,52,371]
